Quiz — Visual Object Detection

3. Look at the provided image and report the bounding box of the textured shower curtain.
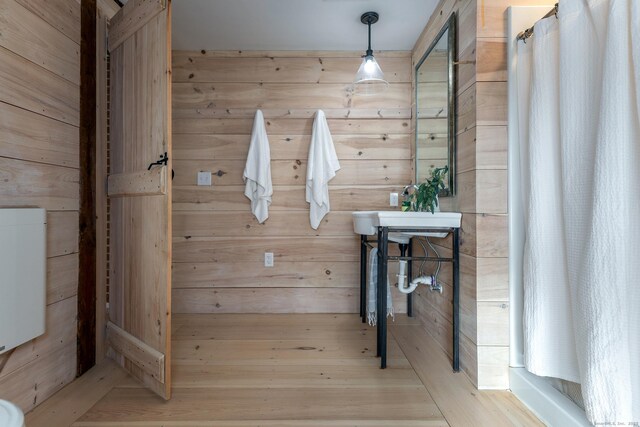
[518,0,640,424]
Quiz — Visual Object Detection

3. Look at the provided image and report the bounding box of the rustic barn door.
[106,0,172,399]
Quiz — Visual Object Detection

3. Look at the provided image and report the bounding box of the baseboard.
[510,368,592,427]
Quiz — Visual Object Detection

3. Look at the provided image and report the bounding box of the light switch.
[197,171,212,186]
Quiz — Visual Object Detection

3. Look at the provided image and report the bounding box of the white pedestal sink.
[353,210,463,371]
[352,211,462,238]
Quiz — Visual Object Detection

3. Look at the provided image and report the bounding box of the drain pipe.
[397,261,441,294]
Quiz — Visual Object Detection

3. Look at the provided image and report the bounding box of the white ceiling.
[171,0,440,51]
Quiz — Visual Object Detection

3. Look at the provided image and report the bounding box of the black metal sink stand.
[360,226,460,371]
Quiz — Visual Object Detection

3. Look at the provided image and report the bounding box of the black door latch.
[147,152,174,180]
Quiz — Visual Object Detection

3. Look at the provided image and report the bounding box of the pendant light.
[354,11,388,95]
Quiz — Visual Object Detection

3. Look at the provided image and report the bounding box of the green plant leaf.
[409,165,448,212]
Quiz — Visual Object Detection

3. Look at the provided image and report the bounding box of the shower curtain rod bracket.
[516,3,558,42]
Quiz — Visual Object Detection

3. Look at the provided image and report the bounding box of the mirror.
[415,13,456,196]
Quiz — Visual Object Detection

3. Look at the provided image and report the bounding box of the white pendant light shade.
[354,12,388,95]
[354,55,388,95]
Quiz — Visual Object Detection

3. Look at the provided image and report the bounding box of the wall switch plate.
[197,171,212,186]
[390,192,399,207]
[264,252,274,267]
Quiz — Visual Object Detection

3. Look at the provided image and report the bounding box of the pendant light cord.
[367,20,373,56]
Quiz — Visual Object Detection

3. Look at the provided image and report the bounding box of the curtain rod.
[516,3,559,42]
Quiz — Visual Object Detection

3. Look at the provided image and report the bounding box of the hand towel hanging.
[243,110,272,223]
[367,248,394,326]
[306,110,340,229]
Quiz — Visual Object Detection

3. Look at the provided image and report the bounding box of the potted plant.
[404,166,448,213]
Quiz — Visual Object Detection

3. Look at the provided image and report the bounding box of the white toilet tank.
[0,399,25,427]
[0,208,46,355]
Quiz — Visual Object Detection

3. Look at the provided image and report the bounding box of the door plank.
[106,322,165,383]
[107,166,167,197]
[108,0,165,50]
[107,0,171,399]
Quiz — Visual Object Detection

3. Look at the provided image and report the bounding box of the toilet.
[0,400,25,427]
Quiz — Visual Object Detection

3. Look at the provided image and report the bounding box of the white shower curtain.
[518,0,640,424]
[521,16,581,383]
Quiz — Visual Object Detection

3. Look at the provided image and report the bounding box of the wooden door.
[106,0,172,399]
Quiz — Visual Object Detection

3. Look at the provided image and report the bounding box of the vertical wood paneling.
[0,0,81,413]
[172,50,412,314]
[107,2,172,399]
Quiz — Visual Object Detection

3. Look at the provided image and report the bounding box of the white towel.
[367,248,394,326]
[243,110,272,223]
[306,110,340,229]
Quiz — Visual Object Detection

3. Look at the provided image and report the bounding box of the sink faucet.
[402,184,417,198]
[401,184,417,211]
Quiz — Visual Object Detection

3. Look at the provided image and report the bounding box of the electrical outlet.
[390,192,399,207]
[264,252,274,267]
[197,171,212,186]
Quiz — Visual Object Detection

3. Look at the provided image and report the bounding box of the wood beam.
[78,0,98,376]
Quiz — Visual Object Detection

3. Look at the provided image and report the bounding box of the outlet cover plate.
[390,192,399,207]
[197,171,212,186]
[264,252,274,267]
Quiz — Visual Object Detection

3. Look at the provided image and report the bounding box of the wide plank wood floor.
[26,314,543,426]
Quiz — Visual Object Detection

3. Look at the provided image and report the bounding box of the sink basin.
[352,211,462,238]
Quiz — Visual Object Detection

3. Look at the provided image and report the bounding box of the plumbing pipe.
[398,273,436,294]
[396,260,407,291]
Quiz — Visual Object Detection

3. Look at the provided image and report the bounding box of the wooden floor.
[26,314,543,427]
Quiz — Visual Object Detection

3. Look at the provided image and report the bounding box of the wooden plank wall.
[171,50,413,314]
[410,0,482,387]
[473,0,548,390]
[411,0,544,390]
[0,0,81,413]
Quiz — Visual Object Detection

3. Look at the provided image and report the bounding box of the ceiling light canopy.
[354,11,388,95]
